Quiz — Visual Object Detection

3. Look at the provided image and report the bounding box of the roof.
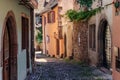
[40,0,58,14]
[19,0,38,9]
[34,0,46,14]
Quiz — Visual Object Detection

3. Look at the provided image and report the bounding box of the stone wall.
[72,21,89,63]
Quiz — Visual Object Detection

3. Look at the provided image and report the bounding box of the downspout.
[42,15,46,55]
[30,8,35,72]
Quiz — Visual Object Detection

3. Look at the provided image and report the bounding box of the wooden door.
[56,39,59,55]
[3,27,10,80]
[104,26,112,69]
[64,34,67,57]
[22,17,29,70]
[26,18,29,69]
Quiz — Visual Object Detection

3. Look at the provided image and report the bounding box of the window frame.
[48,11,55,23]
[21,13,29,50]
[89,24,96,51]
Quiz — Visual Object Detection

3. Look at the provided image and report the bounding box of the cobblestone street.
[26,53,112,80]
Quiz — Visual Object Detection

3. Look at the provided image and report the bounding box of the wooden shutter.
[47,12,50,23]
[22,17,26,49]
[44,16,46,26]
[22,17,29,50]
[51,11,55,23]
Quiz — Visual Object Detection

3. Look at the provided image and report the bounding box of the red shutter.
[47,13,49,23]
[51,11,55,23]
[44,16,46,25]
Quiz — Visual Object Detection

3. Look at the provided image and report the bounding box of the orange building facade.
[41,0,64,57]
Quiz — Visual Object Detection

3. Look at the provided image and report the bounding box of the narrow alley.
[26,53,112,80]
[1,0,120,80]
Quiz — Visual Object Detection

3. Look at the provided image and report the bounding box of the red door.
[3,27,10,80]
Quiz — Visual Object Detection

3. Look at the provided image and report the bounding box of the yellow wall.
[42,6,60,57]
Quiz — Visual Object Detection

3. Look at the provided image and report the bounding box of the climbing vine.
[66,8,101,21]
[66,0,114,22]
[77,0,93,8]
[65,0,102,21]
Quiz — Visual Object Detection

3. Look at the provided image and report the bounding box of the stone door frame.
[1,11,18,80]
[64,34,67,58]
[98,18,112,69]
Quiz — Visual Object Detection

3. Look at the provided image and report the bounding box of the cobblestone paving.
[26,54,112,80]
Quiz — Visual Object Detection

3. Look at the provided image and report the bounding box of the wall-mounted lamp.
[114,0,120,9]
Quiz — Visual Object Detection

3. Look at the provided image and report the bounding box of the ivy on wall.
[66,0,114,22]
[66,8,101,21]
[65,0,102,22]
[77,0,93,8]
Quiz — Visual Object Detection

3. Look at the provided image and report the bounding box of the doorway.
[21,17,30,72]
[56,39,60,55]
[3,23,10,80]
[3,12,18,80]
[98,19,112,69]
[64,34,67,58]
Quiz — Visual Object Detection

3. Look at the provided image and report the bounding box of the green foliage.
[36,27,43,43]
[77,0,92,8]
[66,8,101,21]
[37,27,42,33]
[36,32,42,43]
[65,10,78,21]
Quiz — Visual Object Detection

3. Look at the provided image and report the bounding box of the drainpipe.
[30,8,35,72]
[42,15,47,55]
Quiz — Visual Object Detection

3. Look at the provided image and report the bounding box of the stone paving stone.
[26,55,112,80]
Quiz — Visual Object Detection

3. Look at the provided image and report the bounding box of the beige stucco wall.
[60,0,74,58]
[0,0,32,80]
[63,22,73,57]
[88,0,113,66]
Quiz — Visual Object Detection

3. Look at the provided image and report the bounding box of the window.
[115,47,120,71]
[22,17,29,49]
[48,11,55,23]
[89,24,96,50]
